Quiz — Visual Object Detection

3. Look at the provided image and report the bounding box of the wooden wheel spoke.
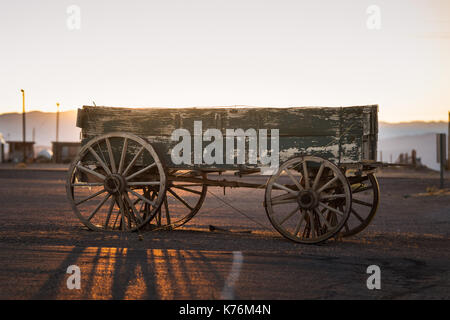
[137,198,145,214]
[133,197,141,206]
[123,197,133,229]
[351,208,365,222]
[155,207,161,226]
[284,169,304,191]
[105,138,117,174]
[104,196,116,228]
[312,162,325,191]
[352,185,373,193]
[119,196,132,230]
[168,189,193,210]
[118,138,128,174]
[88,146,112,175]
[302,214,310,238]
[320,194,346,201]
[352,198,373,207]
[314,208,332,229]
[76,164,106,181]
[87,193,111,221]
[112,198,122,229]
[127,188,156,207]
[272,183,299,196]
[155,205,161,226]
[112,212,119,230]
[302,161,310,189]
[308,210,316,237]
[164,197,171,225]
[122,146,145,177]
[126,163,156,181]
[123,192,143,225]
[271,192,297,204]
[319,202,344,217]
[271,198,298,206]
[327,210,337,224]
[293,210,306,236]
[344,222,350,233]
[278,205,300,225]
[116,196,126,230]
[314,211,323,236]
[272,192,296,201]
[72,182,104,187]
[316,176,339,194]
[75,188,106,205]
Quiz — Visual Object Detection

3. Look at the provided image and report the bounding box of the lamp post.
[21,89,26,163]
[56,102,60,143]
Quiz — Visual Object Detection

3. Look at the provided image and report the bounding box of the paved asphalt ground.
[0,169,449,300]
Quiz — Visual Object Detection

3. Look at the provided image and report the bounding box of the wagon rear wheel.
[340,173,380,237]
[265,156,352,244]
[141,170,207,230]
[66,133,166,232]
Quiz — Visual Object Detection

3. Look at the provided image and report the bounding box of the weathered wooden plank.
[78,105,378,137]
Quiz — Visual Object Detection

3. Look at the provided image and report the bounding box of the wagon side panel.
[76,105,378,169]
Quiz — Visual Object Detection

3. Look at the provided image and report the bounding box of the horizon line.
[0,107,448,124]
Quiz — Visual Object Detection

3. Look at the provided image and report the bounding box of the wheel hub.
[104,174,127,194]
[297,190,318,209]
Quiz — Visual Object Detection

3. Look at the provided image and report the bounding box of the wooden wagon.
[67,105,380,244]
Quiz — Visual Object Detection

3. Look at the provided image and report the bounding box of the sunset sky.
[1,0,449,122]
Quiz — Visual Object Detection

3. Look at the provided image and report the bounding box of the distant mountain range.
[378,121,448,140]
[0,110,80,146]
[0,110,448,170]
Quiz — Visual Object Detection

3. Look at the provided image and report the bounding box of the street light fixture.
[56,102,60,143]
[20,89,26,163]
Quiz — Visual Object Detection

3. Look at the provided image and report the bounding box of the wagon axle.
[104,174,126,194]
[297,190,319,210]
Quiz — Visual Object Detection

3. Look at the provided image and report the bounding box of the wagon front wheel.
[265,156,352,244]
[66,133,166,231]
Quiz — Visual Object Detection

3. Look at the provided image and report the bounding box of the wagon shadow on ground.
[33,244,228,299]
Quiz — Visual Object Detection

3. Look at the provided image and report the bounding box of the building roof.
[6,141,35,145]
[51,141,81,145]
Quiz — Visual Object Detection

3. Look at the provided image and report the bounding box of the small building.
[52,142,81,163]
[7,141,35,163]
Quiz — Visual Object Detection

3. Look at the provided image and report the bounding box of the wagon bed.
[76,105,378,169]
